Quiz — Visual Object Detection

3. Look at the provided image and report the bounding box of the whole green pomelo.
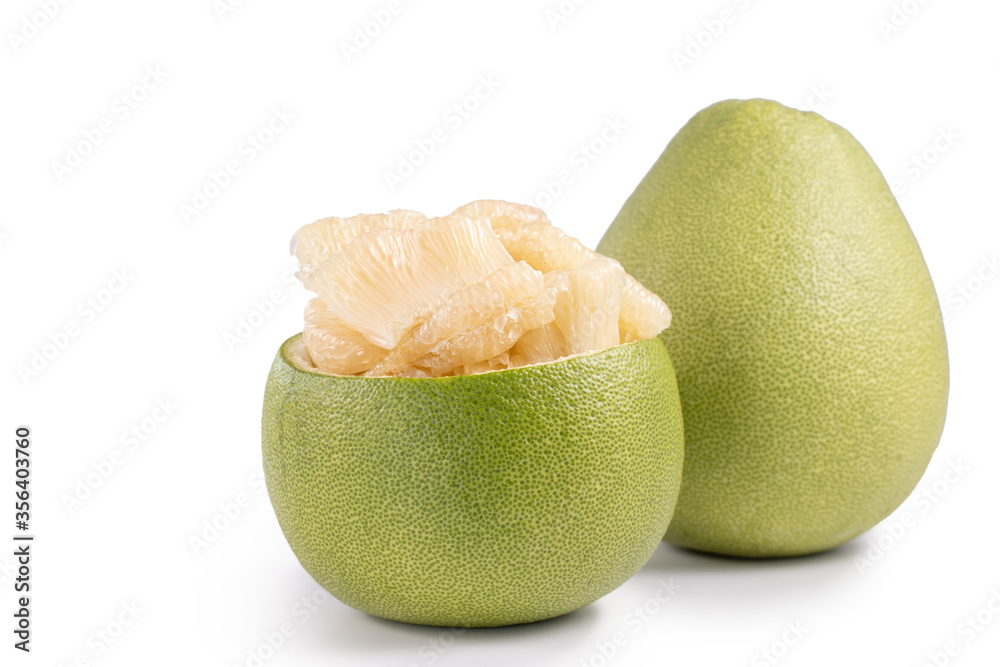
[598,98,948,558]
[262,334,684,627]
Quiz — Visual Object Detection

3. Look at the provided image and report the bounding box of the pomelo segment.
[460,202,672,341]
[301,297,388,375]
[451,200,550,237]
[618,276,675,343]
[304,215,513,350]
[550,260,623,355]
[367,261,553,378]
[291,201,671,377]
[291,210,426,279]
[505,324,562,367]
[490,219,594,273]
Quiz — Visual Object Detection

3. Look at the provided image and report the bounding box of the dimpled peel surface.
[599,99,949,557]
[262,335,684,627]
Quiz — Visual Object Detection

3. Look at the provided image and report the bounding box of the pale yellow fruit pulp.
[291,201,671,377]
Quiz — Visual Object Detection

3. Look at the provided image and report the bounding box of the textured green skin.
[598,99,949,558]
[263,335,684,627]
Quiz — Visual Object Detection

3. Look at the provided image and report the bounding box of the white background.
[2,1,999,666]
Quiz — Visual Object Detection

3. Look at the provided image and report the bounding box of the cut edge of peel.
[282,334,655,380]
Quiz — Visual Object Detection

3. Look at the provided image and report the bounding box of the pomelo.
[598,99,949,558]
[263,201,684,626]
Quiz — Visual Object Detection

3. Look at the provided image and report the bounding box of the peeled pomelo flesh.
[301,298,386,375]
[451,199,550,238]
[508,324,567,368]
[292,201,671,378]
[304,215,514,350]
[367,261,554,378]
[468,205,672,340]
[451,199,671,346]
[291,209,426,278]
[548,262,621,355]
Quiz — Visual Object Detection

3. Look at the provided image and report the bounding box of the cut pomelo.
[265,200,685,628]
[292,200,671,377]
[263,333,685,627]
